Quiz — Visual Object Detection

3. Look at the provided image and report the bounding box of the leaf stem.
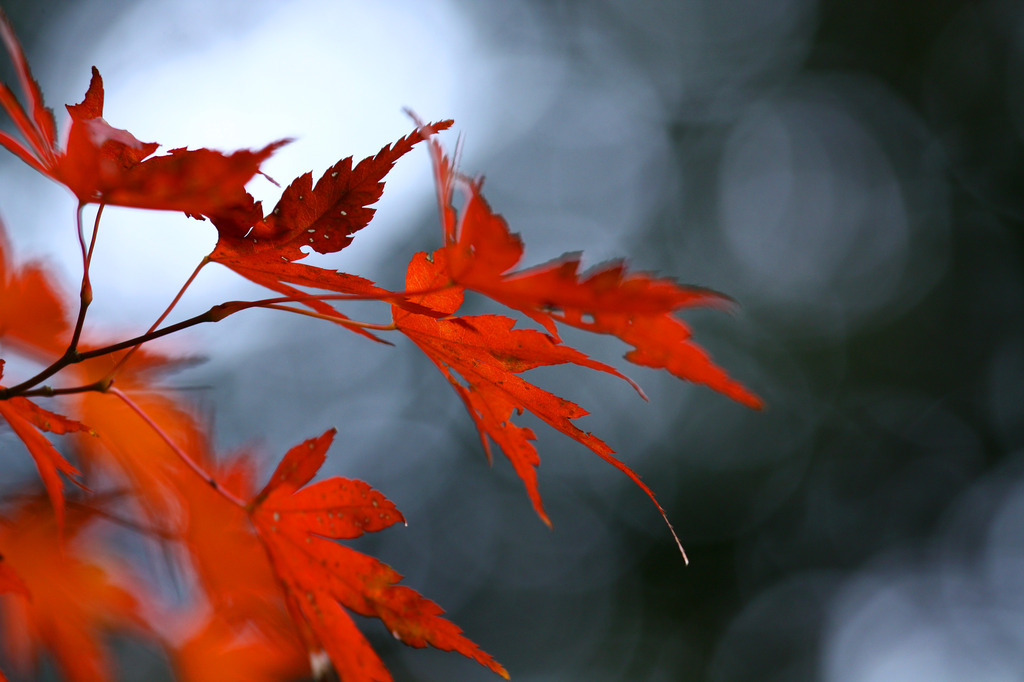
[206,280,457,309]
[108,387,246,508]
[68,203,103,352]
[105,257,210,380]
[257,303,397,331]
[0,308,218,400]
[0,205,104,398]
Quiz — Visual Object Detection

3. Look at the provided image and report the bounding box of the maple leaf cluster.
[0,10,760,682]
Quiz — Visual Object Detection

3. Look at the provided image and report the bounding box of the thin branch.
[0,359,70,398]
[0,308,218,399]
[17,378,111,398]
[74,309,220,361]
[0,278,458,400]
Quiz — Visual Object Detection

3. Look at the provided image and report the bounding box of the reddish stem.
[106,257,210,380]
[68,203,104,353]
[258,303,397,331]
[109,387,246,509]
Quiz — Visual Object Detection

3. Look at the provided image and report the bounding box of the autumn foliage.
[0,11,760,682]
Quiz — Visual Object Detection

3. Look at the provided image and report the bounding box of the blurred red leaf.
[0,221,69,359]
[0,499,151,682]
[0,362,84,533]
[172,611,307,682]
[0,10,57,174]
[0,556,27,599]
[70,348,202,522]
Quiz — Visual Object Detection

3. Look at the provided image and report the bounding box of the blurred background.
[1,0,1023,680]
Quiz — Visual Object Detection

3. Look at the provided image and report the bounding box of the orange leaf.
[71,350,201,521]
[67,364,309,672]
[0,220,69,359]
[177,449,303,619]
[0,556,28,599]
[0,362,83,534]
[0,10,57,174]
[0,499,150,682]
[248,430,508,681]
[166,450,309,682]
[172,611,307,682]
[394,249,644,525]
[5,394,89,436]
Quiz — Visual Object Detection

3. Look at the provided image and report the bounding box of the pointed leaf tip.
[254,428,337,503]
[66,67,103,120]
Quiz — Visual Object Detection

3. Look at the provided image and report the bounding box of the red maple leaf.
[1,11,286,213]
[394,248,647,525]
[247,429,508,681]
[211,120,452,260]
[67,357,311,678]
[382,130,762,557]
[422,133,763,409]
[206,121,453,338]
